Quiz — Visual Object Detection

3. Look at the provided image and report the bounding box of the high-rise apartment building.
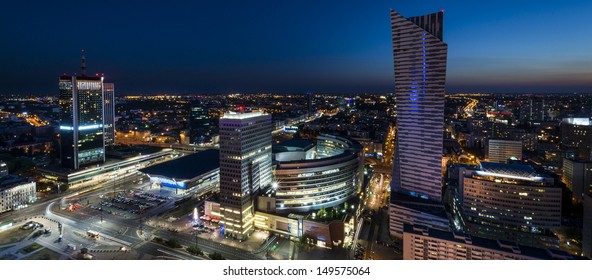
[219,111,272,239]
[390,10,447,202]
[487,139,522,163]
[103,83,115,146]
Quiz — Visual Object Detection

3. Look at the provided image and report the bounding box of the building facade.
[562,157,592,203]
[389,193,450,238]
[459,162,562,247]
[403,225,579,260]
[0,179,36,213]
[59,75,105,170]
[103,83,115,146]
[390,10,447,202]
[561,117,592,161]
[189,101,210,144]
[219,111,272,239]
[487,139,522,163]
[267,135,363,213]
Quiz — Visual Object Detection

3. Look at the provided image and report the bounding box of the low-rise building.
[0,175,36,213]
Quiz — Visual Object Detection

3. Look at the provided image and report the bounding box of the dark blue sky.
[1,0,591,95]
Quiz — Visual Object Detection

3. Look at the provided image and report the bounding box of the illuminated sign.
[283,126,299,134]
[77,81,102,90]
[150,176,187,189]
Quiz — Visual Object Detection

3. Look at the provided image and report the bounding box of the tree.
[208,252,225,260]
[165,238,182,248]
[186,245,203,256]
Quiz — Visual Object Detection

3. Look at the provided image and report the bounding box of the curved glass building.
[271,134,364,213]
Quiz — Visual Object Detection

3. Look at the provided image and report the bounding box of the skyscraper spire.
[81,49,87,76]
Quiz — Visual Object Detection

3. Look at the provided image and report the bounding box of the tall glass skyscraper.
[219,111,272,239]
[390,10,447,202]
[103,83,115,147]
[59,51,105,170]
[59,75,105,169]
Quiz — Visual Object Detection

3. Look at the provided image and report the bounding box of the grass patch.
[18,243,42,255]
[23,248,62,260]
[0,227,34,245]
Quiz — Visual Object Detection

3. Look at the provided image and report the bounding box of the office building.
[219,111,272,239]
[189,101,210,144]
[562,157,592,203]
[403,225,582,260]
[0,176,36,213]
[259,135,363,213]
[458,162,562,247]
[583,193,592,258]
[487,139,522,163]
[561,117,592,161]
[59,51,105,170]
[390,10,447,202]
[103,83,115,146]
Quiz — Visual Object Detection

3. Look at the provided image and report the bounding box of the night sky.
[1,0,591,95]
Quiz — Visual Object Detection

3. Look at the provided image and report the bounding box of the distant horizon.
[2,91,592,98]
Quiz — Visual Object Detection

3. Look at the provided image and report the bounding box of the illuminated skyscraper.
[219,111,272,239]
[59,50,105,170]
[103,83,115,146]
[189,100,210,144]
[390,10,447,201]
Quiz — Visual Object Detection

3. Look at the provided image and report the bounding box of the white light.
[79,124,102,130]
[475,171,544,182]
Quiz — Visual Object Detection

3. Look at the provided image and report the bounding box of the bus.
[87,230,100,239]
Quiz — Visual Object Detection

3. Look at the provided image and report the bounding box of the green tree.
[186,245,203,256]
[208,252,225,260]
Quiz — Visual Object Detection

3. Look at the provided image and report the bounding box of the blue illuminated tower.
[59,50,105,170]
[390,10,447,202]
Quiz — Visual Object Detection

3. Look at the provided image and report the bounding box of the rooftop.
[476,162,547,182]
[0,175,27,190]
[221,111,268,120]
[390,192,448,220]
[139,149,219,181]
[275,139,315,151]
[563,117,591,126]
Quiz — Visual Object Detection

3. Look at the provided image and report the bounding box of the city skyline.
[1,0,592,95]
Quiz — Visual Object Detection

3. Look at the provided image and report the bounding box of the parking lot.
[98,191,170,215]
